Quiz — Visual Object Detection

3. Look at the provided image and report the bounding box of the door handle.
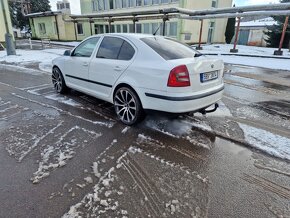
[83,62,89,67]
[114,66,123,72]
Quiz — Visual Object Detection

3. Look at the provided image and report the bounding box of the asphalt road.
[1,62,290,218]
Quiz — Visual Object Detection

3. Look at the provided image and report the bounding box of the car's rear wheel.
[114,87,144,125]
[52,67,67,94]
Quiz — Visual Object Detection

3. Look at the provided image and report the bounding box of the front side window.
[96,37,135,60]
[141,37,195,60]
[72,37,100,57]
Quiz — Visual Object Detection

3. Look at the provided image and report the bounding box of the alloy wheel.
[114,89,137,124]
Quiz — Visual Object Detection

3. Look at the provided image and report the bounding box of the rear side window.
[96,37,135,60]
[118,41,135,60]
[141,37,195,60]
[97,37,123,59]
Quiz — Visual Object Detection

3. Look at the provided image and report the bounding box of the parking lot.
[1,45,290,217]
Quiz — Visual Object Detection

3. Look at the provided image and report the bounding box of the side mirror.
[64,50,71,56]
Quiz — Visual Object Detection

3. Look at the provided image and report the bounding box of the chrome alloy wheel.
[114,89,137,124]
[52,68,63,93]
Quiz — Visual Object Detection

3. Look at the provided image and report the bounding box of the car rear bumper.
[140,84,224,113]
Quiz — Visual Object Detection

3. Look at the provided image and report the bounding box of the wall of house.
[31,16,59,40]
[0,0,14,43]
[79,0,233,44]
[248,28,267,47]
[182,0,232,44]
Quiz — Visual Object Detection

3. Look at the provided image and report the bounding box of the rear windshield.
[140,37,195,60]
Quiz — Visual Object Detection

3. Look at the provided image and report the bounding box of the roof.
[26,11,62,18]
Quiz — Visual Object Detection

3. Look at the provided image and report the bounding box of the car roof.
[91,33,162,40]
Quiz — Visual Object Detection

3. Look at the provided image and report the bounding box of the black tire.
[52,67,68,94]
[114,87,145,125]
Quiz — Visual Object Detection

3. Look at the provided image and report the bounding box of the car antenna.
[153,24,161,36]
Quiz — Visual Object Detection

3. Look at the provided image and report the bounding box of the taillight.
[167,65,191,87]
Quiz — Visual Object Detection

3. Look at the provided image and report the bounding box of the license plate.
[200,71,218,82]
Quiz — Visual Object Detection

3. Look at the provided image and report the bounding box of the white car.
[52,33,224,125]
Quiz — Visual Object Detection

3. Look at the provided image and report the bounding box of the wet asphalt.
[1,59,290,218]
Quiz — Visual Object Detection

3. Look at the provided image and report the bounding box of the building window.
[128,0,135,7]
[109,0,114,9]
[116,25,121,32]
[57,4,60,10]
[122,24,128,32]
[169,22,177,36]
[95,24,104,34]
[92,0,97,11]
[136,0,142,6]
[152,0,159,4]
[129,24,134,33]
[143,23,150,33]
[207,21,215,43]
[97,0,105,10]
[105,25,109,33]
[54,22,58,35]
[115,0,122,8]
[65,3,70,8]
[144,0,152,5]
[184,33,191,41]
[211,0,217,8]
[77,23,84,35]
[161,0,169,3]
[152,23,160,35]
[122,0,127,8]
[38,23,46,35]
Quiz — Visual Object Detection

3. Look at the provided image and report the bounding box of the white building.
[79,0,233,44]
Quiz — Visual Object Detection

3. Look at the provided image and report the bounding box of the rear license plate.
[200,71,218,82]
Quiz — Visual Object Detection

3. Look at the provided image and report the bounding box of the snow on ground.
[197,44,290,71]
[239,123,290,161]
[0,49,65,73]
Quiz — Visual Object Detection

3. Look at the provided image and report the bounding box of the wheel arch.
[112,83,144,108]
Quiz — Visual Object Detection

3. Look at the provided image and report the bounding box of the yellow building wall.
[181,0,233,44]
[0,0,14,42]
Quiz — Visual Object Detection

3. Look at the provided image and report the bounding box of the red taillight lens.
[167,65,191,87]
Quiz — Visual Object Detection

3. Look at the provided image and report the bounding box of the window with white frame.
[77,23,84,35]
[128,0,135,7]
[211,0,218,8]
[144,0,152,5]
[161,0,169,3]
[115,0,122,8]
[169,22,177,36]
[122,0,127,8]
[92,0,97,11]
[38,23,46,35]
[136,0,142,6]
[152,0,159,4]
[122,24,128,32]
[109,0,114,9]
[143,23,150,33]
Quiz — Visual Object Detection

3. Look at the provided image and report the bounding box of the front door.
[88,36,136,100]
[64,37,100,92]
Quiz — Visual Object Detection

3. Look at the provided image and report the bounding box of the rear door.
[64,37,100,91]
[88,36,135,99]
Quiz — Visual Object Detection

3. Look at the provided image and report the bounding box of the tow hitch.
[199,103,219,115]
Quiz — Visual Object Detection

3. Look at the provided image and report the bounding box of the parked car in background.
[52,33,224,125]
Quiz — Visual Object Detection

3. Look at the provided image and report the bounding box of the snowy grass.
[0,48,65,73]
[197,44,290,71]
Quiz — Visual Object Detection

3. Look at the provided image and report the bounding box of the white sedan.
[52,33,224,125]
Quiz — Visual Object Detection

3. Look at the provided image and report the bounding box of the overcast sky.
[49,0,280,15]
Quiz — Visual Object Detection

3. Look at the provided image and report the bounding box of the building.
[28,0,233,44]
[237,17,275,47]
[0,0,14,45]
[79,0,233,44]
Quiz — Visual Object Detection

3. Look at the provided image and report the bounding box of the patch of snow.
[45,94,81,107]
[121,126,130,134]
[239,123,290,161]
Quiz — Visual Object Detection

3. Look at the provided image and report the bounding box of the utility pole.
[1,0,16,55]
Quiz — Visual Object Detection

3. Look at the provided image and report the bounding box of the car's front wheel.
[52,67,67,94]
[114,87,144,125]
